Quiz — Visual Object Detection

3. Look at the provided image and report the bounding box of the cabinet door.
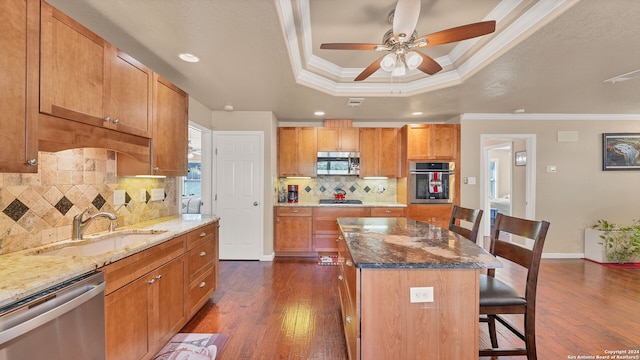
[358,128,378,177]
[150,256,186,350]
[278,127,299,176]
[40,1,107,126]
[105,276,150,360]
[378,128,399,177]
[107,47,153,138]
[406,125,432,159]
[317,128,340,151]
[275,216,312,252]
[152,74,189,176]
[0,0,38,172]
[339,128,360,152]
[298,127,318,177]
[430,124,459,159]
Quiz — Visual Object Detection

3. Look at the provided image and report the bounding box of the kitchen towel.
[153,333,228,360]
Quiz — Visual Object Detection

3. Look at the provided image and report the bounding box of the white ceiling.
[47,0,640,123]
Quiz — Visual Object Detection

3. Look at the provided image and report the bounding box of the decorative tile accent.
[145,191,151,203]
[305,186,312,193]
[125,192,132,204]
[319,185,326,192]
[3,199,29,222]
[54,196,74,215]
[92,194,106,210]
[364,186,371,193]
[349,185,356,193]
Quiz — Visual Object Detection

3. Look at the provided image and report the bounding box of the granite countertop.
[0,214,218,308]
[275,201,407,208]
[337,217,501,269]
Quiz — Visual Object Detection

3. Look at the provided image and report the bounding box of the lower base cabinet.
[102,222,219,360]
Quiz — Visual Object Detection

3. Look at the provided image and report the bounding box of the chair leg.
[487,314,499,348]
[525,312,537,359]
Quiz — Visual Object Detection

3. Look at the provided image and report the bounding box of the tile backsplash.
[0,149,178,255]
[277,176,398,203]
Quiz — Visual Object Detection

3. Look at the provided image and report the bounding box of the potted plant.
[589,219,640,263]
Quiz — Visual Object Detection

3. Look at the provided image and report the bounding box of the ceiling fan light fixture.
[380,53,397,72]
[391,62,406,77]
[405,51,423,70]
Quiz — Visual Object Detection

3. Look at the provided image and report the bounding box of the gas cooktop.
[318,199,363,205]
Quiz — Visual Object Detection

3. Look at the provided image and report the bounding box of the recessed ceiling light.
[514,108,526,114]
[178,53,199,63]
[412,111,423,116]
[224,104,234,111]
[314,111,325,116]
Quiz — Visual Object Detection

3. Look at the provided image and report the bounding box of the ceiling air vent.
[348,98,364,107]
[604,69,640,84]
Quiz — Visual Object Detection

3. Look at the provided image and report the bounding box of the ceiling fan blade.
[415,20,496,47]
[392,0,421,43]
[320,43,380,51]
[354,56,384,81]
[415,52,442,75]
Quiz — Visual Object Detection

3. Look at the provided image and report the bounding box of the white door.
[214,132,263,260]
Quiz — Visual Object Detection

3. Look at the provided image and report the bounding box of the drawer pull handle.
[292,210,298,213]
[346,315,352,324]
[200,232,206,237]
[338,235,343,240]
[338,275,343,281]
[156,275,162,280]
[199,251,206,256]
[346,260,353,267]
[199,281,206,288]
[148,278,156,284]
[385,210,391,213]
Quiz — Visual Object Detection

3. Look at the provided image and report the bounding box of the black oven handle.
[410,170,454,175]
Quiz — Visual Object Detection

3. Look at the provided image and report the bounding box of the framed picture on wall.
[602,133,640,170]
[515,151,527,166]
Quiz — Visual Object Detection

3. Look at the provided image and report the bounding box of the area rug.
[318,255,339,266]
[584,258,640,269]
[153,333,228,360]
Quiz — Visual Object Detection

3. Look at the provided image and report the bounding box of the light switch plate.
[113,190,125,206]
[140,189,147,203]
[151,188,164,201]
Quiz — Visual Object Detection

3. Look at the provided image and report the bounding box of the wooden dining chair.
[448,205,483,242]
[479,213,550,359]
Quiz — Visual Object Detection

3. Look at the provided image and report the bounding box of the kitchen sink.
[35,229,168,257]
[319,199,363,205]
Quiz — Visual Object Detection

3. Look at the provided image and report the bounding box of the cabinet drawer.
[313,207,370,235]
[276,207,313,217]
[313,234,339,252]
[187,240,214,282]
[370,207,407,217]
[187,266,214,316]
[187,223,216,249]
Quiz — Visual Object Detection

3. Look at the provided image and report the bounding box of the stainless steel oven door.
[409,170,454,204]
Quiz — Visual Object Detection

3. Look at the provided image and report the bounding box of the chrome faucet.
[71,208,118,240]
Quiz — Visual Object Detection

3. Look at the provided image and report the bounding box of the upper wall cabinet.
[317,128,359,152]
[359,128,400,178]
[40,1,152,138]
[0,0,39,173]
[278,127,317,177]
[404,124,459,160]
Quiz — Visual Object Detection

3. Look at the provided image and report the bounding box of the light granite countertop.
[0,214,218,308]
[337,217,501,269]
[274,201,407,207]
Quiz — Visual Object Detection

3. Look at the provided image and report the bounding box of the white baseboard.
[260,252,275,261]
[542,252,584,259]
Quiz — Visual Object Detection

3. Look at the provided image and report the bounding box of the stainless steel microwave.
[409,161,455,204]
[317,152,360,175]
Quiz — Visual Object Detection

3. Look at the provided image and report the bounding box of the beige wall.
[461,118,640,256]
[212,111,278,258]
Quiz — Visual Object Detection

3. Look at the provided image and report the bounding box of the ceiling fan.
[320,0,496,81]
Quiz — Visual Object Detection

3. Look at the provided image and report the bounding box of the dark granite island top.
[337,217,501,269]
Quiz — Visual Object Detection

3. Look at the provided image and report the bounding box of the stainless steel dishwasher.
[0,271,106,360]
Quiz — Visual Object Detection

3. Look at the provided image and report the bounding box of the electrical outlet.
[151,188,164,201]
[378,185,385,192]
[410,287,434,303]
[140,189,147,203]
[113,190,125,206]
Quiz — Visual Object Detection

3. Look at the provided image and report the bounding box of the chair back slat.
[449,205,483,242]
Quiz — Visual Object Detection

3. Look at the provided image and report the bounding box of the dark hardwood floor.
[181,258,640,359]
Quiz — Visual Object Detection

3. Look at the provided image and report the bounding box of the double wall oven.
[409,161,455,204]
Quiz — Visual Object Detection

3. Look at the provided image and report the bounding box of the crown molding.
[461,113,640,121]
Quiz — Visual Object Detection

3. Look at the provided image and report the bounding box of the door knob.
[253,201,259,206]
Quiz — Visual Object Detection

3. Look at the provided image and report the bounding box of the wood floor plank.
[180,258,640,359]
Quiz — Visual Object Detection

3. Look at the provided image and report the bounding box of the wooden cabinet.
[0,0,39,172]
[404,124,459,160]
[102,236,186,360]
[317,128,359,152]
[407,204,453,228]
[186,222,219,317]
[40,1,152,138]
[359,128,399,178]
[274,207,313,254]
[338,235,479,359]
[369,207,407,217]
[312,207,370,252]
[278,127,317,177]
[117,73,188,176]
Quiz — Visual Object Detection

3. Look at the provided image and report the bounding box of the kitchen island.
[336,217,501,360]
